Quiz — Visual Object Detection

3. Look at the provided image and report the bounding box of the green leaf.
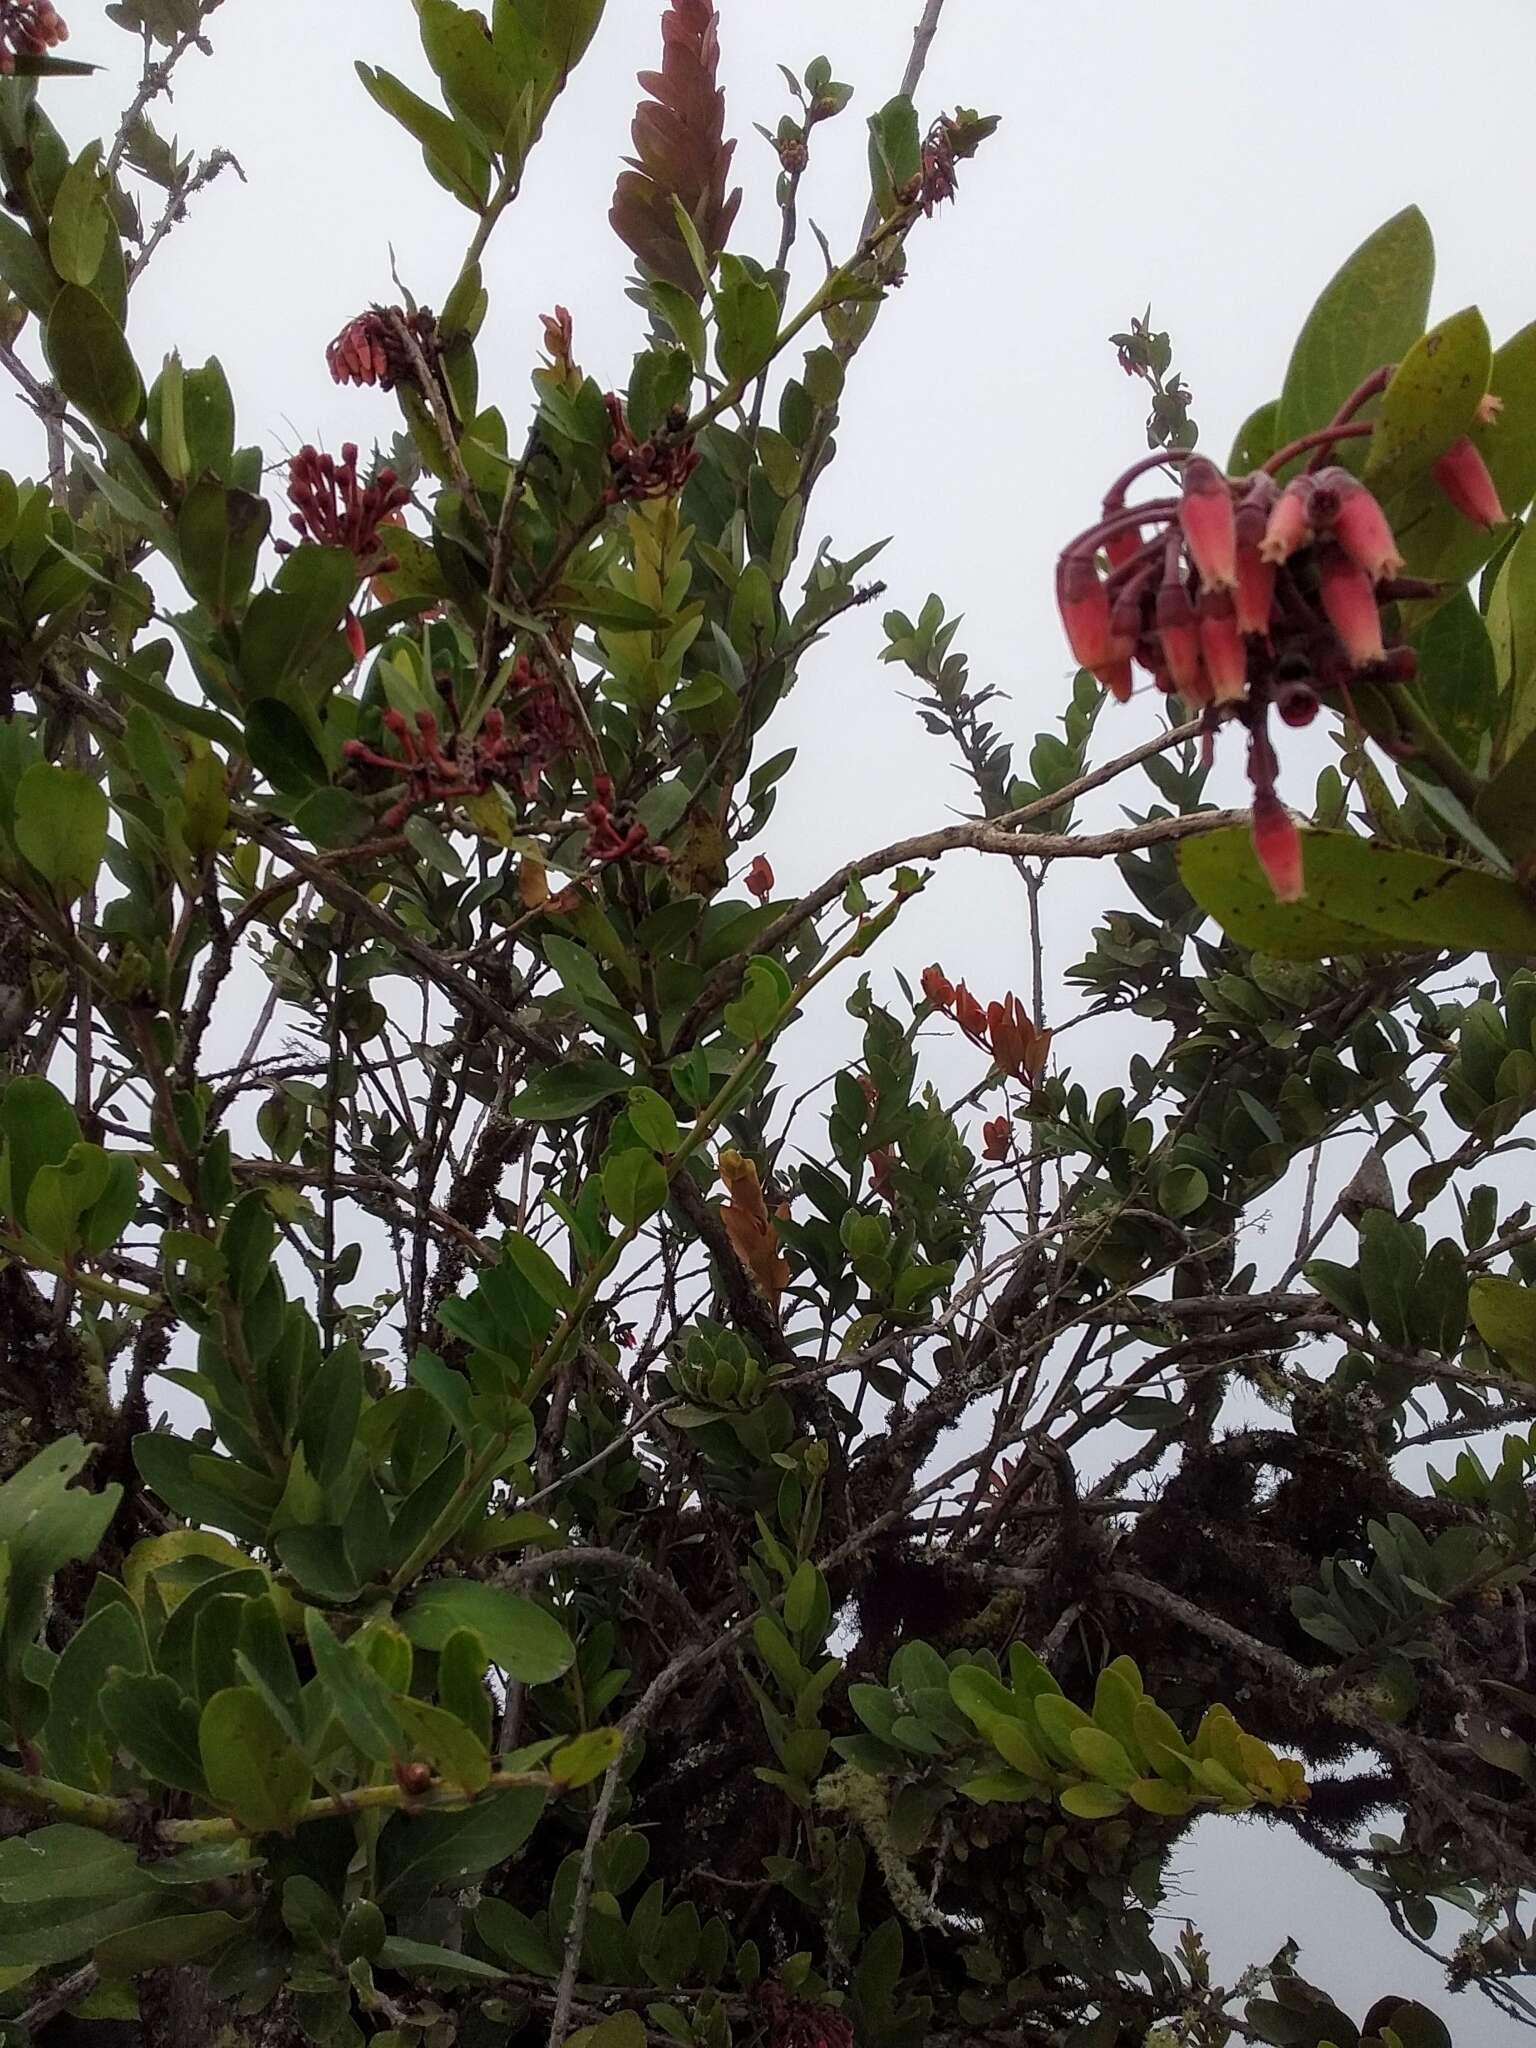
[1468,1274,1536,1378]
[1364,305,1491,501]
[0,1076,81,1223]
[100,1671,209,1795]
[95,1910,241,1975]
[1157,1164,1208,1220]
[375,1787,546,1910]
[603,1147,668,1229]
[1059,1781,1126,1819]
[305,1609,404,1764]
[419,0,518,144]
[1228,398,1279,477]
[244,697,328,796]
[298,1343,364,1489]
[176,481,271,619]
[1276,206,1433,456]
[48,142,110,288]
[393,1696,492,1796]
[508,1059,629,1120]
[44,284,142,432]
[715,256,780,386]
[1477,726,1536,865]
[42,1601,144,1791]
[27,1141,111,1258]
[0,210,60,320]
[199,1686,312,1832]
[550,1726,622,1789]
[13,761,107,901]
[375,1935,508,1984]
[401,1579,575,1683]
[1180,825,1536,960]
[1409,587,1498,771]
[356,63,491,211]
[627,1087,682,1154]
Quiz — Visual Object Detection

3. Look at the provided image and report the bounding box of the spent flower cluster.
[922,965,1052,1085]
[326,306,439,394]
[0,1,66,71]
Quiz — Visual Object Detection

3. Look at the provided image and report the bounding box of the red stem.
[1262,420,1374,477]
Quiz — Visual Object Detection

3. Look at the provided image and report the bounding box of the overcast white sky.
[7,0,1536,2034]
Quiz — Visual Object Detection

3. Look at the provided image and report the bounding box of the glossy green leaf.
[1364,306,1490,501]
[1276,206,1433,456]
[305,1609,404,1764]
[1468,1274,1536,1378]
[508,1059,629,1120]
[48,142,111,288]
[44,284,143,432]
[199,1686,312,1831]
[1180,825,1536,960]
[100,1671,209,1795]
[13,761,108,901]
[603,1146,668,1229]
[402,1579,575,1683]
[176,481,271,619]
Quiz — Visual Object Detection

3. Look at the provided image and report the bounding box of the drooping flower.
[1251,790,1305,903]
[1433,436,1506,529]
[1317,546,1385,667]
[1155,581,1206,701]
[745,854,774,902]
[1055,553,1114,672]
[1322,469,1404,582]
[610,0,742,296]
[1234,475,1278,636]
[1260,477,1315,566]
[1179,455,1237,591]
[1197,589,1247,703]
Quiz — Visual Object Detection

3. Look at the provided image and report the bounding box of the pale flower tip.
[1477,392,1504,427]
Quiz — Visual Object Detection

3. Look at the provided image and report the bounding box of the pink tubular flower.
[1319,469,1403,582]
[745,854,774,902]
[1433,436,1505,529]
[1197,589,1247,703]
[1179,456,1237,591]
[1155,581,1207,701]
[1251,790,1305,903]
[1056,553,1113,670]
[981,1115,1012,1163]
[287,445,411,565]
[1317,546,1385,667]
[344,611,366,665]
[1094,658,1135,703]
[1260,477,1315,566]
[1234,475,1278,635]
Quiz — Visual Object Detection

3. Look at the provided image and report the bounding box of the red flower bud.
[1317,546,1385,667]
[1316,469,1404,582]
[981,1115,1012,1163]
[1251,791,1304,903]
[1179,456,1238,591]
[1155,581,1207,702]
[1275,680,1319,727]
[745,854,774,902]
[1197,589,1247,703]
[1056,553,1114,670]
[987,994,1051,1086]
[921,965,955,1011]
[1260,478,1314,565]
[345,610,366,665]
[1433,436,1505,529]
[1376,646,1419,684]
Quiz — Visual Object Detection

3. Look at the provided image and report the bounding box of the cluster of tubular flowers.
[1055,401,1506,901]
[603,392,700,504]
[0,1,66,70]
[343,664,578,833]
[922,966,1052,1087]
[326,307,438,394]
[286,444,410,564]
